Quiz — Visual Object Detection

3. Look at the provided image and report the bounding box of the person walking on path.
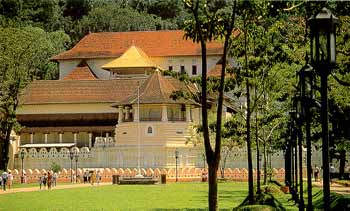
[314,166,320,182]
[2,171,8,191]
[96,171,101,185]
[38,174,43,189]
[83,170,88,184]
[7,171,13,190]
[52,172,57,187]
[0,174,2,188]
[42,173,48,190]
[47,171,52,190]
[90,171,96,185]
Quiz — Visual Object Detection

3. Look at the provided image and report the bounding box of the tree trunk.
[255,98,261,194]
[208,163,218,210]
[246,79,254,203]
[0,124,12,171]
[263,140,267,185]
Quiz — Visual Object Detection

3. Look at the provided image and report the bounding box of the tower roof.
[115,71,198,106]
[102,45,160,70]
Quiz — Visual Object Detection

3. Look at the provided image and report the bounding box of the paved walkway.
[313,181,350,195]
[0,182,111,195]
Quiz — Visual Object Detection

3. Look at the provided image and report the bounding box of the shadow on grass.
[313,191,350,210]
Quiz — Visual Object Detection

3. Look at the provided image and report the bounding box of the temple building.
[10,30,233,170]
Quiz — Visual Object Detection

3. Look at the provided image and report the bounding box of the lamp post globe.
[309,7,339,68]
[309,7,339,211]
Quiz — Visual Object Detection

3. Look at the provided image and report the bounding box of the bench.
[119,176,158,185]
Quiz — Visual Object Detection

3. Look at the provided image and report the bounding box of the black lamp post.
[293,94,304,211]
[289,110,299,203]
[285,117,293,189]
[309,7,339,211]
[175,149,179,182]
[298,63,315,211]
[75,153,79,183]
[20,150,25,184]
[69,150,74,183]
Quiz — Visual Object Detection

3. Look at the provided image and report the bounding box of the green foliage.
[0,26,70,169]
[75,2,176,35]
[50,162,62,173]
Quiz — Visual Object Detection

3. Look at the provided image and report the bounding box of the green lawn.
[0,182,318,210]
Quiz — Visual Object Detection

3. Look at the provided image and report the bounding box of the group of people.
[0,171,13,191]
[39,171,58,190]
[82,170,101,185]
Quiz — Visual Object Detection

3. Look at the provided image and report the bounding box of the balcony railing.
[168,117,186,122]
[140,117,161,121]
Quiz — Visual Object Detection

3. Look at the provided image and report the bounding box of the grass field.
[0,182,314,210]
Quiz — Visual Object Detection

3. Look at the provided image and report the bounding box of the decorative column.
[124,107,130,120]
[59,133,63,143]
[186,105,191,122]
[88,133,92,148]
[161,105,168,122]
[118,106,123,123]
[44,133,48,144]
[30,133,34,144]
[133,105,139,122]
[74,133,77,144]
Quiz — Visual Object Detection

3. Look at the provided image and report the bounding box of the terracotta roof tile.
[208,59,235,78]
[20,78,145,105]
[20,73,198,106]
[52,30,224,60]
[62,60,97,80]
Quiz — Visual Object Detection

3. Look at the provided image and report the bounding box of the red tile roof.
[207,59,235,78]
[20,79,144,105]
[52,30,224,60]
[20,72,198,106]
[62,60,97,80]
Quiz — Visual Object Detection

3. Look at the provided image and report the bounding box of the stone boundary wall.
[7,168,285,184]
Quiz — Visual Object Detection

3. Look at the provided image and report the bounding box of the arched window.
[147,126,153,134]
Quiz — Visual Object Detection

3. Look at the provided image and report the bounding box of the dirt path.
[0,182,111,195]
[313,181,350,195]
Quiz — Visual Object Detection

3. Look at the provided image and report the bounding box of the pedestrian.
[83,170,88,184]
[2,171,8,191]
[38,175,43,190]
[7,171,13,189]
[314,166,320,182]
[52,172,57,187]
[91,171,96,185]
[42,173,47,190]
[96,170,101,185]
[0,174,2,188]
[47,171,52,190]
[24,173,27,184]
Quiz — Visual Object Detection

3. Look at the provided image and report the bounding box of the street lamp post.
[175,149,179,182]
[309,7,339,211]
[294,94,304,211]
[75,153,79,183]
[290,110,299,203]
[299,63,315,211]
[20,150,25,184]
[69,150,74,183]
[285,117,293,189]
